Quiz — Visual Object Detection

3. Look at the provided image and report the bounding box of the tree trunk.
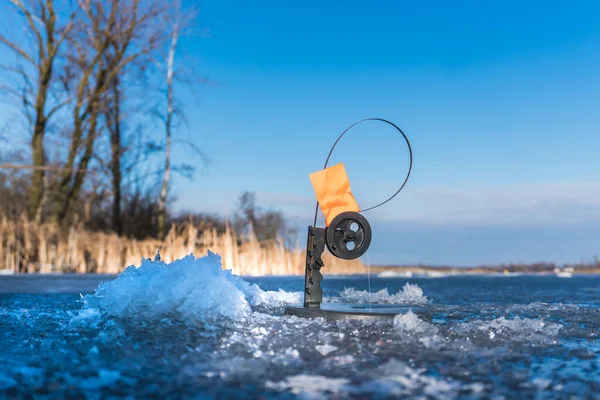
[57,68,108,207]
[27,1,59,220]
[109,78,122,235]
[34,173,49,224]
[30,61,53,220]
[59,97,101,223]
[29,121,46,219]
[158,22,179,240]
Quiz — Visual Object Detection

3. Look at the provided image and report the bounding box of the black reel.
[326,211,372,260]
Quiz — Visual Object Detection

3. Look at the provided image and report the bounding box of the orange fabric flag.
[309,163,360,226]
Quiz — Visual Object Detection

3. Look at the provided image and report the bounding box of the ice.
[322,354,355,367]
[393,311,446,349]
[377,270,413,278]
[75,251,290,325]
[454,317,562,344]
[532,377,551,390]
[352,359,459,398]
[393,310,432,334]
[80,370,121,390]
[0,373,17,390]
[315,344,338,356]
[74,252,428,328]
[11,366,43,387]
[241,285,302,314]
[76,252,431,329]
[266,375,350,399]
[3,267,600,398]
[339,283,428,305]
[69,307,101,328]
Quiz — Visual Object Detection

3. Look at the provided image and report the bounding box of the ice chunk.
[242,285,302,313]
[69,307,102,328]
[77,252,253,324]
[339,283,428,305]
[393,311,431,334]
[353,359,458,398]
[393,311,447,349]
[73,251,304,326]
[454,317,562,344]
[532,377,551,390]
[315,344,338,356]
[80,369,121,389]
[266,374,349,399]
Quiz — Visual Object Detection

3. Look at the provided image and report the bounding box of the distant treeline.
[376,261,600,275]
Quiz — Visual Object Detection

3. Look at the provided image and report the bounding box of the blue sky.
[169,1,600,265]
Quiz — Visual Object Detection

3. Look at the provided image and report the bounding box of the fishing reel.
[301,211,372,308]
[295,118,414,310]
[326,211,372,260]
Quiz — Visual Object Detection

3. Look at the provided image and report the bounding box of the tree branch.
[0,163,97,173]
[0,37,36,66]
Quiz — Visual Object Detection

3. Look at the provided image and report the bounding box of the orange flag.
[309,163,360,226]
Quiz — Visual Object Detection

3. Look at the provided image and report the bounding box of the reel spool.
[284,118,429,320]
[326,212,372,260]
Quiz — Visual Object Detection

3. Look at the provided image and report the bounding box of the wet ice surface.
[1,254,600,399]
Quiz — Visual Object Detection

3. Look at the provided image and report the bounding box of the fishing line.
[312,118,413,228]
[366,250,372,311]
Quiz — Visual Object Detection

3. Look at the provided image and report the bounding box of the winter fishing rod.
[284,118,429,320]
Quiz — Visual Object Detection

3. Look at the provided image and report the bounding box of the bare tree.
[0,0,76,221]
[156,0,199,239]
[55,0,164,224]
[102,64,153,235]
[157,5,179,239]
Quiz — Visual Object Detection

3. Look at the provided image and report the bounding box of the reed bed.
[0,217,367,275]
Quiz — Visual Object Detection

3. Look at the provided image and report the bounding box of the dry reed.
[0,217,367,275]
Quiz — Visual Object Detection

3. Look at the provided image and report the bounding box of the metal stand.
[303,226,326,308]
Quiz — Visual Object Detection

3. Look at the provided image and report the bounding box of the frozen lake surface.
[1,253,599,399]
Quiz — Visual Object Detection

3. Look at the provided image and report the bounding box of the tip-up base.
[284,303,430,320]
